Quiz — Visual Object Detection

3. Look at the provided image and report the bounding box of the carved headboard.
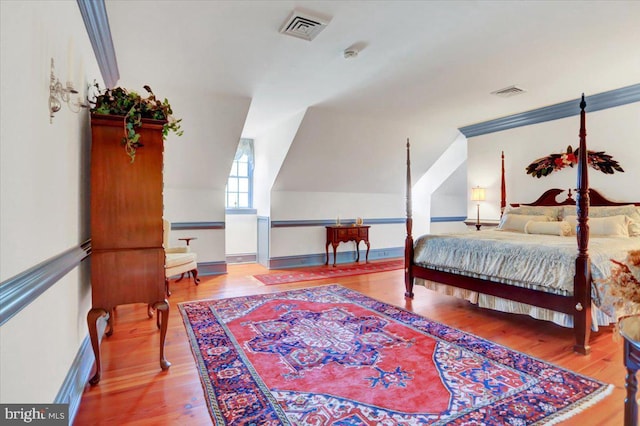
[511,188,640,207]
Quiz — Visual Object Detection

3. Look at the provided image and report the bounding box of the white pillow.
[505,205,561,220]
[498,213,552,233]
[631,208,640,237]
[562,205,640,236]
[565,214,630,237]
[560,205,636,219]
[525,220,572,236]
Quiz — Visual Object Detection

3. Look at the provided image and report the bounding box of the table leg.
[332,243,339,267]
[152,299,171,371]
[355,240,360,262]
[105,308,114,336]
[624,340,639,426]
[87,308,108,385]
[325,242,330,265]
[365,240,370,263]
[625,367,638,426]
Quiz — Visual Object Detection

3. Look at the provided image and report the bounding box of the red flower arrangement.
[526,145,624,178]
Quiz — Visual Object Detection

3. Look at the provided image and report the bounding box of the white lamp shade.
[471,187,486,201]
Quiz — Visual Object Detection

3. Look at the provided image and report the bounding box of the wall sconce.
[471,186,486,231]
[49,58,84,123]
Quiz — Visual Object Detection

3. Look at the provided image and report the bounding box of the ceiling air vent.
[280,10,329,41]
[491,85,527,98]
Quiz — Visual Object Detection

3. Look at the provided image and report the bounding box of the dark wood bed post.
[404,139,415,298]
[573,94,592,355]
[501,151,506,217]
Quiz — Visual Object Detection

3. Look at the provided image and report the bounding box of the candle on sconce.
[78,60,85,92]
[68,38,75,84]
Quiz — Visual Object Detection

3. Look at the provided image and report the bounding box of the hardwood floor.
[74,262,628,425]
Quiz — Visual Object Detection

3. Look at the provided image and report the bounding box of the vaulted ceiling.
[105,0,640,140]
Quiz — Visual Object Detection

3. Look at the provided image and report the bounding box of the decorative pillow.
[505,205,561,220]
[525,220,572,236]
[565,214,630,237]
[561,204,640,236]
[562,204,634,218]
[631,208,640,237]
[498,213,552,233]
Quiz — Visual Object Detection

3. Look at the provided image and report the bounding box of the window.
[226,139,254,209]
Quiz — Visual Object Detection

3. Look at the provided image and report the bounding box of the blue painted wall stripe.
[430,216,467,223]
[55,318,107,424]
[226,254,257,264]
[268,247,404,269]
[197,261,227,276]
[225,208,257,215]
[172,221,225,230]
[271,218,405,228]
[358,218,405,225]
[0,241,91,326]
[460,84,640,138]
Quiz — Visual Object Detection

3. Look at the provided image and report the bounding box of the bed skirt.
[415,278,615,331]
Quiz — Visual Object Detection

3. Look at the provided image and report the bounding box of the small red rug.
[179,285,612,425]
[253,258,403,285]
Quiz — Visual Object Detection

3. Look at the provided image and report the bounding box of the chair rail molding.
[171,221,225,230]
[0,241,91,326]
[270,217,405,228]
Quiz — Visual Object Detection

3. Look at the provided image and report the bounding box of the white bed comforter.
[413,230,640,326]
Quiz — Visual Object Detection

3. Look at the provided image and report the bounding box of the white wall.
[159,92,250,264]
[263,107,464,262]
[0,1,100,403]
[430,163,469,234]
[269,191,405,258]
[113,60,251,263]
[225,214,257,255]
[413,131,468,236]
[253,110,306,215]
[431,164,468,218]
[468,102,640,220]
[273,107,406,194]
[162,91,251,220]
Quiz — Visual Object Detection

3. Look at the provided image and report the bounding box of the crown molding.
[77,0,119,87]
[460,84,640,138]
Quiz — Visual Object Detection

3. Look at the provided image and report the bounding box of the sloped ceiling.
[105,0,640,136]
[104,1,640,194]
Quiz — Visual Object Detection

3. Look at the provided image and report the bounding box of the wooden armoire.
[88,114,170,385]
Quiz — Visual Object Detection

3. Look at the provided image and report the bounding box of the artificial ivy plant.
[89,83,183,162]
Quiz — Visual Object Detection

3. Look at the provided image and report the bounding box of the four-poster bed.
[404,96,640,354]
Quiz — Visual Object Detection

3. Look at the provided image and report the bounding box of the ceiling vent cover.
[280,10,329,41]
[491,85,527,98]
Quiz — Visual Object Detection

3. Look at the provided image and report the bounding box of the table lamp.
[471,186,486,231]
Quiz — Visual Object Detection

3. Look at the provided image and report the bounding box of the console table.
[325,225,370,267]
[620,315,640,426]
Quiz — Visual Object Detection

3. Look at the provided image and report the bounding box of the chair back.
[163,219,170,249]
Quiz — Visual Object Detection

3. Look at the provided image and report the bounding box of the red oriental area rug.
[253,259,403,285]
[179,285,612,425]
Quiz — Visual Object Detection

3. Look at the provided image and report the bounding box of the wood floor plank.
[74,262,628,425]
